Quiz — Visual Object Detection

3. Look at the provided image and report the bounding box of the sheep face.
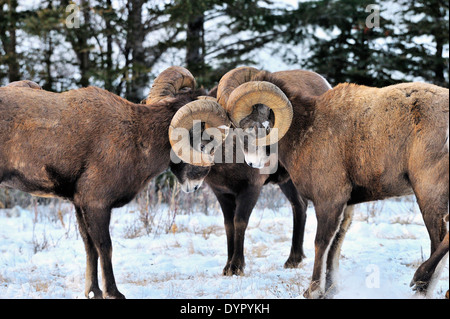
[170,124,213,192]
[170,161,210,193]
[237,104,274,169]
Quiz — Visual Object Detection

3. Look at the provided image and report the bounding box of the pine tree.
[59,0,94,88]
[393,0,449,87]
[165,0,287,88]
[281,0,399,87]
[111,0,179,102]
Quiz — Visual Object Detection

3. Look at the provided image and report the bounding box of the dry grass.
[249,243,270,258]
[267,274,307,298]
[31,280,50,293]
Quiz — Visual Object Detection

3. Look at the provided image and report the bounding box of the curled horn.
[169,99,230,166]
[146,66,196,104]
[216,66,261,109]
[226,80,293,146]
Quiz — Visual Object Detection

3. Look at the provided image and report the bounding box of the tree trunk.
[434,40,445,87]
[186,13,205,80]
[61,0,92,87]
[6,0,20,82]
[125,0,148,102]
[104,0,114,91]
[42,34,54,91]
[78,0,91,87]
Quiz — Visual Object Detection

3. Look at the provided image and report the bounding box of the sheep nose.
[249,162,253,168]
[194,185,199,191]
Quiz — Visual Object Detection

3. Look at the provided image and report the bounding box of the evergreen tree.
[111,0,179,101]
[165,0,287,88]
[282,0,399,87]
[393,0,449,87]
[22,0,64,91]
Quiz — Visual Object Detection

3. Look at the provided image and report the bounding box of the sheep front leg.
[81,205,125,299]
[279,180,307,268]
[213,192,237,275]
[227,185,261,276]
[304,203,347,299]
[74,205,102,299]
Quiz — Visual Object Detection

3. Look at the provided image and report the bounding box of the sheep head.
[216,67,293,168]
[169,98,230,167]
[146,66,197,104]
[146,66,230,167]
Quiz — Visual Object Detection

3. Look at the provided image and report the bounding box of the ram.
[168,67,331,275]
[0,66,229,299]
[216,68,449,298]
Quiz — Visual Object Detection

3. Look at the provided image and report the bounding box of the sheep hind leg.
[411,232,448,297]
[324,205,355,298]
[304,202,347,299]
[409,154,449,297]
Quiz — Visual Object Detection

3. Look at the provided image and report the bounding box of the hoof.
[303,282,324,299]
[410,278,428,294]
[104,291,126,299]
[223,263,245,276]
[86,288,103,299]
[284,258,302,269]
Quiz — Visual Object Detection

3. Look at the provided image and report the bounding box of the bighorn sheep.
[0,66,230,299]
[168,67,332,275]
[170,160,307,275]
[215,68,449,298]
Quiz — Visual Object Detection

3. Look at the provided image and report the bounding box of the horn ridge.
[226,80,293,146]
[146,66,196,104]
[169,98,230,166]
[217,66,260,109]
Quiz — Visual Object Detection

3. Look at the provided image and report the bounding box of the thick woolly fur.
[170,70,332,276]
[0,84,206,298]
[236,71,449,298]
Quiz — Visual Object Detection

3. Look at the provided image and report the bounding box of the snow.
[0,195,448,299]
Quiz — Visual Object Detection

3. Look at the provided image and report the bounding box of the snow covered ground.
[0,193,448,299]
